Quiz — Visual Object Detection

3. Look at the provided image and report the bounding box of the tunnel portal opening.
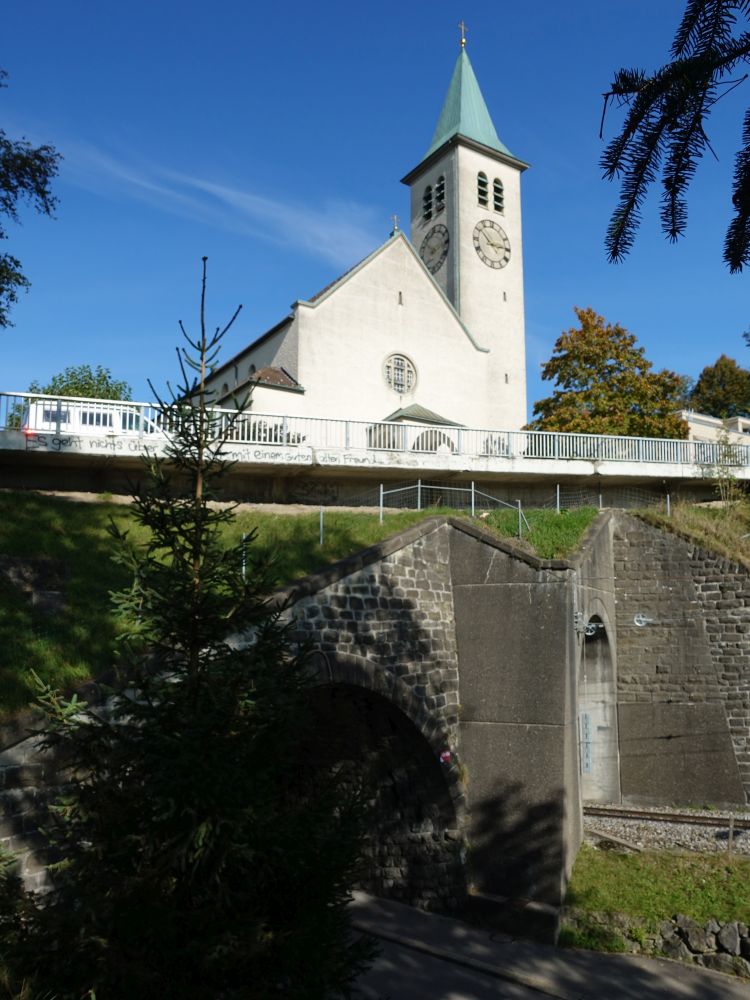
[303,683,466,912]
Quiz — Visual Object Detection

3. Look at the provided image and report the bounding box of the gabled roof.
[208,314,293,382]
[216,365,303,404]
[252,366,300,389]
[425,49,512,160]
[383,404,462,426]
[298,231,489,354]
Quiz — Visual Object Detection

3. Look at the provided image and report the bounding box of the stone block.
[661,933,692,962]
[698,953,750,977]
[719,922,742,955]
[677,916,710,953]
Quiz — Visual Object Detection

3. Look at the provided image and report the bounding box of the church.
[206,40,529,435]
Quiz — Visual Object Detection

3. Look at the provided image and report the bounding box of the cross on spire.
[458,20,467,48]
[390,214,400,233]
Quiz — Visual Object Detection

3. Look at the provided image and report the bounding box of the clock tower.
[401,39,529,429]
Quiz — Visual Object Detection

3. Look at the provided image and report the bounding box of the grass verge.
[640,500,750,570]
[561,844,750,952]
[483,505,598,559]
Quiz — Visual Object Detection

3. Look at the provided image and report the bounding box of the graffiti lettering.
[25,434,84,453]
[216,446,313,465]
[316,450,423,468]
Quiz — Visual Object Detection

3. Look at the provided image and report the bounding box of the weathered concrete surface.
[619,702,745,807]
[448,522,579,907]
[571,512,621,804]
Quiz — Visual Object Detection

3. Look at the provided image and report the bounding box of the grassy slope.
[640,501,750,570]
[562,844,750,953]
[0,493,597,717]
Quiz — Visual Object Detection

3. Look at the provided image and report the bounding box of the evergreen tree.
[5,259,372,999]
[690,354,750,417]
[601,1,750,271]
[528,306,689,439]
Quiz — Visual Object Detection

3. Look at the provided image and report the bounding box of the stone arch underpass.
[281,516,585,919]
[303,678,466,911]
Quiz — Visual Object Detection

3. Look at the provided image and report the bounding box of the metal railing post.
[517,499,522,539]
[556,483,561,514]
[417,479,422,511]
[320,506,324,546]
[379,484,384,524]
[471,481,475,517]
[666,492,671,517]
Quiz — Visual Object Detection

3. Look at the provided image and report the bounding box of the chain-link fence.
[339,478,682,520]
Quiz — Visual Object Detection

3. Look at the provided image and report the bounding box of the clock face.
[473,219,511,269]
[419,224,450,274]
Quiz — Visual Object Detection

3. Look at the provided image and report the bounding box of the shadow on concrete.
[458,781,565,942]
[470,781,565,903]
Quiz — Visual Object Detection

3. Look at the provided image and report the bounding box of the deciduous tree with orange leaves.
[527,307,689,439]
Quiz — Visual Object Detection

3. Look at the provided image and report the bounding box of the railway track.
[584,805,750,830]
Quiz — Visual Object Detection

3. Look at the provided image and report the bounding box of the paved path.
[351,893,750,999]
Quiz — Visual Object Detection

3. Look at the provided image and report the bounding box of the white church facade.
[206,44,529,434]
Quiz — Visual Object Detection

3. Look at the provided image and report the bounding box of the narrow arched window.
[477,172,488,207]
[435,175,445,214]
[422,185,433,222]
[249,364,256,376]
[493,178,504,213]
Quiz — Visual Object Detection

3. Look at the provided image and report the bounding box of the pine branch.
[726,103,750,268]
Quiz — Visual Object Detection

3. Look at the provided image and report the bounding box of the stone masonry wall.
[0,734,58,892]
[282,520,461,750]
[612,513,750,803]
[689,550,750,798]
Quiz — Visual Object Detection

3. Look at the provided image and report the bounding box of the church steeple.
[400,40,529,432]
[424,49,514,161]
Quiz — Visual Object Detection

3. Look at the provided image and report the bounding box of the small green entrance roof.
[425,49,513,160]
[383,404,462,427]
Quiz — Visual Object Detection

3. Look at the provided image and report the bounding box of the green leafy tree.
[0,70,60,327]
[28,363,132,400]
[601,1,750,271]
[528,306,689,439]
[690,354,750,417]
[5,260,372,999]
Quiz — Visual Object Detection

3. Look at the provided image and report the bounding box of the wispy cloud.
[61,142,382,269]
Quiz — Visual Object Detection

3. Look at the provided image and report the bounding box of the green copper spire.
[424,48,513,159]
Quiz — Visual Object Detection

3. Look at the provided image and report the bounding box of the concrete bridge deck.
[1,393,748,498]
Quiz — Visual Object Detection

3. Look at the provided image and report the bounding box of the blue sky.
[2,0,748,420]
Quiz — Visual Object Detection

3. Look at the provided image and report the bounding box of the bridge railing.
[2,391,749,468]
